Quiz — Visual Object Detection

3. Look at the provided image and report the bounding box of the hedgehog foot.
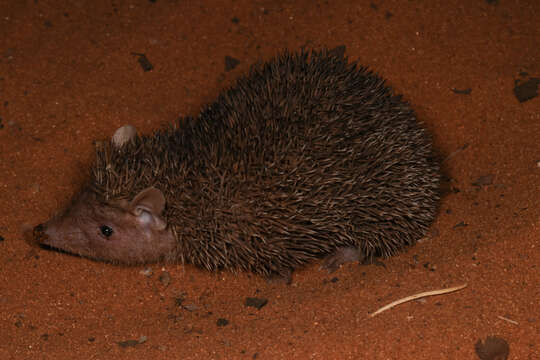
[320,246,363,273]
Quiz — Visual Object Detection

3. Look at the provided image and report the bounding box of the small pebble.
[117,339,139,348]
[245,297,268,310]
[225,56,240,71]
[139,268,153,277]
[158,271,171,286]
[216,318,229,327]
[182,302,198,312]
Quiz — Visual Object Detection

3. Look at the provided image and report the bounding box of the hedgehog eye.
[100,225,114,237]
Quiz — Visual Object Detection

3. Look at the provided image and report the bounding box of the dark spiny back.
[91,50,440,276]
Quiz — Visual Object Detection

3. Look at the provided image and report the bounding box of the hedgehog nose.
[33,223,48,243]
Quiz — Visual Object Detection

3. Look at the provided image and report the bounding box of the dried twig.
[497,315,518,325]
[369,283,468,318]
[442,143,469,163]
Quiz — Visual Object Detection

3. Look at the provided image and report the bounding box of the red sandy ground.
[0,1,538,359]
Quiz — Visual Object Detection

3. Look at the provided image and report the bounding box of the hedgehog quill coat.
[36,50,440,278]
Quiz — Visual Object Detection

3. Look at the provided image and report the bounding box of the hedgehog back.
[91,50,440,277]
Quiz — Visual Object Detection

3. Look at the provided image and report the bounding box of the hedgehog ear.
[112,124,137,147]
[129,187,167,230]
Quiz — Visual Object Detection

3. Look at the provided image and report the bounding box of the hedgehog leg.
[320,246,363,273]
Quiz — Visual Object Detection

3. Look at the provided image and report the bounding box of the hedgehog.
[34,49,440,280]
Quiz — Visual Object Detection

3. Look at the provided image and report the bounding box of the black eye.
[100,225,114,237]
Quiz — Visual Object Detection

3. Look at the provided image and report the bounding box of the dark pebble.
[245,297,268,310]
[513,78,540,103]
[132,53,154,72]
[453,221,468,229]
[174,293,186,307]
[225,56,240,71]
[216,318,229,327]
[118,339,139,348]
[451,87,472,95]
[158,271,171,286]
